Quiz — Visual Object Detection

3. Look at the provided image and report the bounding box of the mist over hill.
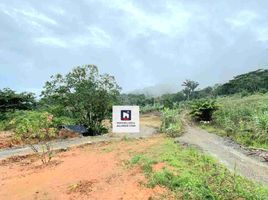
[130,83,181,97]
[129,68,268,98]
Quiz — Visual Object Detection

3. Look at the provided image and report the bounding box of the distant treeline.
[217,69,268,95]
[120,69,268,108]
[1,68,267,115]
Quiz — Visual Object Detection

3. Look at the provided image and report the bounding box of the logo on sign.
[121,110,131,121]
[113,106,139,133]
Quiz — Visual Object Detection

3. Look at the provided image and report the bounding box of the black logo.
[121,110,131,121]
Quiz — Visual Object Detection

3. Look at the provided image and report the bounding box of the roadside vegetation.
[130,138,268,199]
[0,65,120,163]
[160,108,184,137]
[13,111,57,164]
[202,94,268,149]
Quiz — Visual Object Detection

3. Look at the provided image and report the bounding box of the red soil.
[0,137,167,200]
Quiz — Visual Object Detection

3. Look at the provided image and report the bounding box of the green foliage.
[0,121,6,131]
[13,111,56,142]
[130,139,268,199]
[182,79,199,100]
[12,111,57,164]
[41,65,121,135]
[159,94,175,108]
[254,111,268,131]
[161,108,183,137]
[52,116,77,127]
[140,103,163,114]
[119,93,154,106]
[190,99,219,121]
[217,69,268,95]
[0,88,36,120]
[212,94,268,148]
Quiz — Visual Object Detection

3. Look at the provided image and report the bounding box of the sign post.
[112,106,140,133]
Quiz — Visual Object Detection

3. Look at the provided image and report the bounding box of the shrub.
[140,103,163,114]
[52,116,76,128]
[0,121,7,131]
[161,108,183,137]
[12,111,57,164]
[210,94,268,148]
[190,99,218,121]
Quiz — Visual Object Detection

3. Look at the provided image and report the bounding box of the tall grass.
[160,108,184,137]
[212,94,268,149]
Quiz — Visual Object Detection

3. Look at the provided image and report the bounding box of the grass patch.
[129,138,268,200]
[210,94,268,150]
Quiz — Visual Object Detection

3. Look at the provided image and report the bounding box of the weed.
[210,94,268,149]
[161,108,184,137]
[129,138,268,199]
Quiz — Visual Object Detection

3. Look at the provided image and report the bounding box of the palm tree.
[182,80,199,100]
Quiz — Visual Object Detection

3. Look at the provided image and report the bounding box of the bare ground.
[177,125,268,185]
[0,137,168,200]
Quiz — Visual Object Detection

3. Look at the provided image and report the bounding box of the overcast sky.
[0,0,268,96]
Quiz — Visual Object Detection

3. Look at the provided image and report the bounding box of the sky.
[0,0,268,96]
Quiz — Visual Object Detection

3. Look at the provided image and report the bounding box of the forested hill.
[217,69,268,95]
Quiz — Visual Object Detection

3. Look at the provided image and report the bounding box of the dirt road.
[177,125,268,185]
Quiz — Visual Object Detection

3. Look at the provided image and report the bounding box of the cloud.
[35,37,67,48]
[108,0,191,37]
[226,10,259,28]
[73,27,112,48]
[256,28,268,42]
[34,27,112,48]
[0,3,57,26]
[1,0,268,95]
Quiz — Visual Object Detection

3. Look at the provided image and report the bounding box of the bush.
[140,103,163,114]
[161,108,183,137]
[0,121,7,131]
[190,99,218,121]
[211,94,268,148]
[12,111,57,164]
[52,116,76,128]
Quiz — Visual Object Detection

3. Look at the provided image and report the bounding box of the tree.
[0,88,36,120]
[216,69,268,95]
[41,65,121,135]
[182,80,199,100]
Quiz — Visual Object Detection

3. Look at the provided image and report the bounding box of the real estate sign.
[112,106,140,133]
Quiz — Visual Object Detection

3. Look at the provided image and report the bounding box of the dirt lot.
[0,113,165,200]
[0,136,168,200]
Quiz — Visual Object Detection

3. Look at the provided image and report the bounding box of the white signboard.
[112,106,140,133]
